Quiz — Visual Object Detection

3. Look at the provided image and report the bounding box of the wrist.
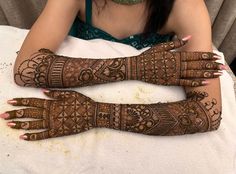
[126,56,139,80]
[95,102,122,130]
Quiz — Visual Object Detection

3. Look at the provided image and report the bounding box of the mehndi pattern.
[3,90,222,141]
[14,39,223,88]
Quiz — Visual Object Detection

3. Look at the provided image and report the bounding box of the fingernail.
[214,72,223,76]
[42,89,50,93]
[202,81,210,85]
[7,100,17,104]
[0,113,9,119]
[19,135,27,140]
[213,55,222,59]
[220,65,228,70]
[182,35,192,41]
[7,122,16,127]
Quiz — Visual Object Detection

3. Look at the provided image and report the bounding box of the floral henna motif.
[14,40,223,88]
[96,91,222,135]
[3,90,221,141]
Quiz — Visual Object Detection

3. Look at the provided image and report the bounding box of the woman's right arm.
[14,0,81,75]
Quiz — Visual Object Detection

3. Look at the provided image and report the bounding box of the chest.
[78,0,148,40]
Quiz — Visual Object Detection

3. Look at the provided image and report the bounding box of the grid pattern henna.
[14,40,223,88]
[4,90,222,141]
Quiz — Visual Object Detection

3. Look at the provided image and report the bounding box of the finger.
[181,70,222,78]
[181,61,223,70]
[38,48,55,54]
[43,89,77,100]
[43,89,94,103]
[8,120,48,130]
[4,108,47,120]
[8,98,50,108]
[180,52,219,61]
[178,79,209,87]
[21,130,50,141]
[152,39,187,52]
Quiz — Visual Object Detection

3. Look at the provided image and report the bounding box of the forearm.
[14,41,222,88]
[95,91,222,135]
[3,89,222,140]
[178,36,222,136]
[14,48,137,88]
[184,77,222,130]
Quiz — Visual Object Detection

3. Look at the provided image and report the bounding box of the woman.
[0,0,226,140]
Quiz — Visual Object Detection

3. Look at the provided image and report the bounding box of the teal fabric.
[68,0,174,50]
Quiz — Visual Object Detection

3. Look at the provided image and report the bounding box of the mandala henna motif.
[3,90,222,141]
[14,40,223,88]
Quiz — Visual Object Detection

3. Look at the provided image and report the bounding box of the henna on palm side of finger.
[14,39,224,88]
[2,89,221,141]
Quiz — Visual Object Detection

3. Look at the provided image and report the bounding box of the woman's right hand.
[134,37,226,87]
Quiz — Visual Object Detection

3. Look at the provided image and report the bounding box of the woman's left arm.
[165,0,223,121]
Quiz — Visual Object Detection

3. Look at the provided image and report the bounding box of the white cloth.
[0,26,236,174]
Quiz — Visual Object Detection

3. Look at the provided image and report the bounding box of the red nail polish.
[182,35,192,41]
[42,89,50,93]
[19,135,27,140]
[202,81,210,85]
[214,72,223,76]
[213,55,222,59]
[7,122,16,127]
[220,65,228,70]
[7,100,17,104]
[0,113,9,119]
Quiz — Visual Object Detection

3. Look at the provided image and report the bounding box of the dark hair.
[143,0,175,34]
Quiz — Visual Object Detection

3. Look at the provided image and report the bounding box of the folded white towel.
[0,26,235,174]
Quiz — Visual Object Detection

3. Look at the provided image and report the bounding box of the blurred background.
[0,0,235,75]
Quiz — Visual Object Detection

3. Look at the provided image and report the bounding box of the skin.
[1,0,225,139]
[165,0,222,130]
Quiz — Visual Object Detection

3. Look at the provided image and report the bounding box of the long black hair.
[143,0,175,34]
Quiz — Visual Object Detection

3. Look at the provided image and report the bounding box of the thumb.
[38,48,55,54]
[186,91,208,101]
[42,89,94,102]
[148,35,191,52]
[42,89,77,100]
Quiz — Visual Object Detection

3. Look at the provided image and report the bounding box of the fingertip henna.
[14,45,221,88]
[4,89,222,140]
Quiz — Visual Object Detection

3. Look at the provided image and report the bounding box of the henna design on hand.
[14,39,223,88]
[2,90,221,141]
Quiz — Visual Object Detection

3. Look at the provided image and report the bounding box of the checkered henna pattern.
[14,39,223,88]
[3,90,221,141]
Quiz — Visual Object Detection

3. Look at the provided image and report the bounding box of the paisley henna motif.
[3,90,221,141]
[14,40,223,88]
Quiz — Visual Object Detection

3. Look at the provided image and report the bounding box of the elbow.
[13,53,26,87]
[13,48,54,87]
[13,49,42,87]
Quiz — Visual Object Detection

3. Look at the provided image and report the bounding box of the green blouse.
[68,0,174,50]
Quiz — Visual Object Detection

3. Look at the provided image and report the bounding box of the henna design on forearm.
[14,49,128,87]
[96,91,221,135]
[14,40,223,88]
[3,89,221,141]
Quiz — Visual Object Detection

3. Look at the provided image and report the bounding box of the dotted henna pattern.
[5,90,222,141]
[14,40,222,88]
